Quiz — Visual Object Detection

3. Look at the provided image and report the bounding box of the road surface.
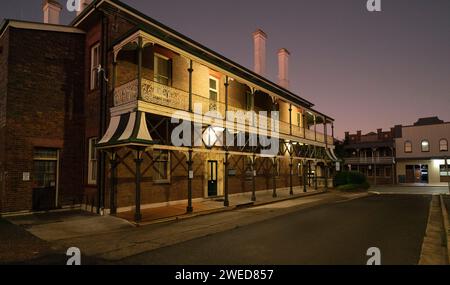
[119,195,431,265]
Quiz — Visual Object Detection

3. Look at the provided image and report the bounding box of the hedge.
[334,171,368,187]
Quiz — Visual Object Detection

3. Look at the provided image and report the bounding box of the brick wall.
[0,29,9,213]
[1,27,85,212]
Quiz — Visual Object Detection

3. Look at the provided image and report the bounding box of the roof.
[0,19,85,39]
[71,0,334,121]
[413,117,444,126]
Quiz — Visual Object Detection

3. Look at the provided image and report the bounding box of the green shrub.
[334,171,368,187]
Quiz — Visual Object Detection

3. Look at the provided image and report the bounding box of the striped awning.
[97,111,153,149]
[325,148,339,162]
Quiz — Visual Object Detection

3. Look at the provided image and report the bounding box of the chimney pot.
[253,29,267,76]
[43,0,62,25]
[278,48,290,89]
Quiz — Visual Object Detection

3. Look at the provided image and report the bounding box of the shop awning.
[97,111,153,149]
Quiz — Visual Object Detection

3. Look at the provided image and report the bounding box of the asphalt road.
[118,195,431,265]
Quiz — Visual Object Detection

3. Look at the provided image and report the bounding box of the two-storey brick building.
[342,117,450,186]
[341,127,400,185]
[0,0,337,219]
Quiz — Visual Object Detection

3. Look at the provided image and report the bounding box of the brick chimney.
[43,0,62,25]
[377,128,382,140]
[77,0,92,16]
[278,48,290,89]
[253,29,267,76]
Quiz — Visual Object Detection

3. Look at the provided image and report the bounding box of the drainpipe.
[97,12,109,214]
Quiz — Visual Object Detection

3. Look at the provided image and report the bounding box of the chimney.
[43,0,62,25]
[77,0,92,16]
[278,48,290,89]
[253,29,267,76]
[377,128,382,139]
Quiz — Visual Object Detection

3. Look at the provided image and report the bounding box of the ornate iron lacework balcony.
[113,79,334,145]
[344,156,395,165]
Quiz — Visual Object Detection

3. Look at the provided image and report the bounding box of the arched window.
[404,141,412,153]
[440,139,448,151]
[421,140,430,152]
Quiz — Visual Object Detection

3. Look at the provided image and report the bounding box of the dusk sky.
[1,0,450,139]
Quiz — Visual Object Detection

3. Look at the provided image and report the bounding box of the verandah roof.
[97,111,153,149]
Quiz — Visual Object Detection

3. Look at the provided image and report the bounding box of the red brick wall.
[0,29,9,212]
[1,27,85,212]
[81,13,136,208]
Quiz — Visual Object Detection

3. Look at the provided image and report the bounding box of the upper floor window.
[154,53,171,85]
[440,139,448,151]
[404,141,412,153]
[90,43,100,90]
[209,76,219,111]
[421,140,430,152]
[88,137,98,185]
[297,113,301,127]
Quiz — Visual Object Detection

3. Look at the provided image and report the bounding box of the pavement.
[118,194,431,265]
[1,189,368,264]
[418,196,448,265]
[7,210,133,242]
[0,218,54,264]
[118,186,324,225]
[444,195,450,222]
[370,185,450,195]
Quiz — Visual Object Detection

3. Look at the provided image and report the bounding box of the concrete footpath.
[41,190,368,262]
[118,187,326,225]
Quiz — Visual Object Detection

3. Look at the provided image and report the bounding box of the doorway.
[32,149,59,211]
[405,164,428,184]
[208,160,218,197]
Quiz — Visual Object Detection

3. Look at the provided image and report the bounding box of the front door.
[32,149,58,211]
[208,160,218,197]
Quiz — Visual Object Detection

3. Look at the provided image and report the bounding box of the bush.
[334,171,369,188]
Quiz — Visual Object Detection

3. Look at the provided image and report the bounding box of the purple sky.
[2,0,450,139]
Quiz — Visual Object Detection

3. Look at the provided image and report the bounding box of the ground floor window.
[88,137,98,185]
[153,150,170,183]
[440,165,450,177]
[385,167,392,178]
[375,167,383,177]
